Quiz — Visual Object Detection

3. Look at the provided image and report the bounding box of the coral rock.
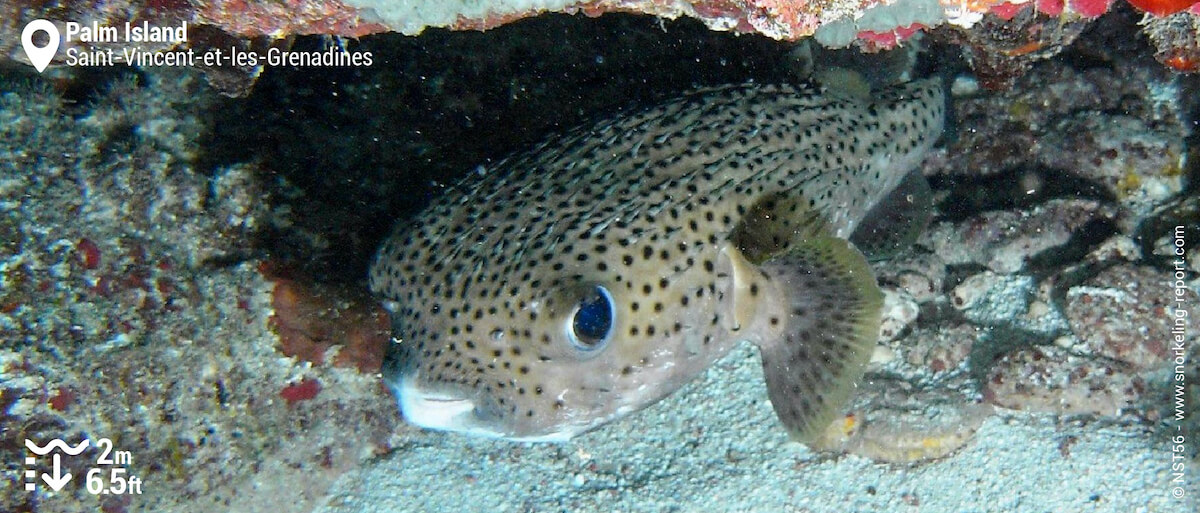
[935,7,1091,89]
[900,323,980,375]
[985,345,1148,416]
[950,272,1070,335]
[879,288,921,342]
[1143,11,1200,73]
[7,0,1199,83]
[930,199,1118,274]
[1065,264,1197,370]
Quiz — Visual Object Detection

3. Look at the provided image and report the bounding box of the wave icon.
[25,438,90,455]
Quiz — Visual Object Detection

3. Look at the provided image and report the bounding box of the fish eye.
[568,285,615,351]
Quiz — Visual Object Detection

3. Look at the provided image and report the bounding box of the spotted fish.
[370,79,945,442]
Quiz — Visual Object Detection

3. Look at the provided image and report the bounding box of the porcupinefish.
[370,79,945,442]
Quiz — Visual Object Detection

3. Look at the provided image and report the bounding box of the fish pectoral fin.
[729,192,882,442]
[729,191,828,265]
[751,229,883,444]
[849,169,933,261]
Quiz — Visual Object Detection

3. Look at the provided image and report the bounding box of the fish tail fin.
[755,235,883,443]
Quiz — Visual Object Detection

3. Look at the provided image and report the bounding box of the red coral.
[1069,0,1113,17]
[280,378,321,405]
[77,238,101,270]
[693,0,748,18]
[856,24,925,52]
[990,2,1029,19]
[1125,0,1200,16]
[1162,52,1199,73]
[48,386,76,411]
[266,264,390,373]
[1037,0,1066,15]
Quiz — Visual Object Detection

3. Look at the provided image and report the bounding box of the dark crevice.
[942,263,990,294]
[1134,195,1200,268]
[965,326,1058,386]
[1026,217,1120,278]
[192,13,797,282]
[931,165,1113,223]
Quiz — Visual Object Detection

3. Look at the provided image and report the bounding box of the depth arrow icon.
[42,454,72,491]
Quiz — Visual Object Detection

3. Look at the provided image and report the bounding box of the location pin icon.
[22,20,60,73]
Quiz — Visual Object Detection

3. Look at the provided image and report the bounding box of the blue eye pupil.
[572,286,613,347]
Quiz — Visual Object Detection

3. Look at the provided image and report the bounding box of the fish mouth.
[392,373,577,442]
[395,374,479,431]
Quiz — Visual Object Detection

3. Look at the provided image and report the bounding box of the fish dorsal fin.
[849,169,933,261]
[812,67,872,103]
[728,192,883,443]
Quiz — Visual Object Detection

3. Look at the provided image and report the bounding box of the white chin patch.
[396,374,580,442]
[398,374,477,431]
